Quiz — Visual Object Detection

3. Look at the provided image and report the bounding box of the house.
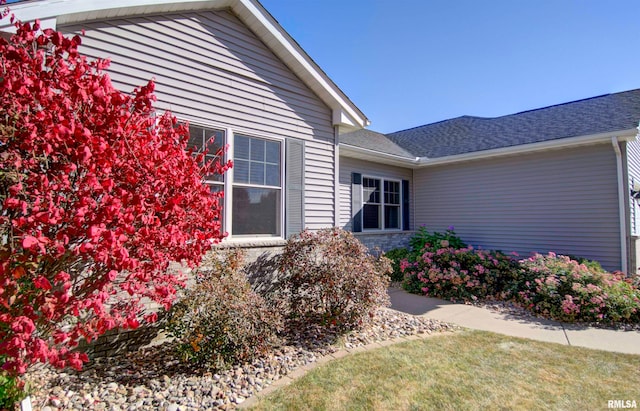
[5,0,640,273]
[4,0,370,261]
[341,90,640,273]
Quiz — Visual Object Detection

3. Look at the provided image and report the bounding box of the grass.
[249,330,640,411]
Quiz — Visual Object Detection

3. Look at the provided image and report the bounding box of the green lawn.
[249,330,640,411]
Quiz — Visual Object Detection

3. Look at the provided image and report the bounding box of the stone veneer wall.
[354,231,414,253]
[79,234,411,358]
[81,240,287,358]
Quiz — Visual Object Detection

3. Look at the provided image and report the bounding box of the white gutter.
[417,128,638,167]
[612,137,629,273]
[340,128,638,169]
[340,144,419,167]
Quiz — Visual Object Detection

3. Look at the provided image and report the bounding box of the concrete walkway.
[389,287,640,355]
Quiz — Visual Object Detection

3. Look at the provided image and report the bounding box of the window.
[362,177,401,230]
[362,177,381,229]
[183,122,301,240]
[384,180,401,229]
[187,125,225,192]
[232,135,282,236]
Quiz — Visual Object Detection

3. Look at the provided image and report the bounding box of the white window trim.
[179,118,287,242]
[227,131,285,240]
[361,175,403,232]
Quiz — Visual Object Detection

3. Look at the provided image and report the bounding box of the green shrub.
[564,254,607,273]
[384,247,411,282]
[409,225,466,253]
[0,371,27,410]
[165,249,282,370]
[514,253,640,324]
[274,228,391,331]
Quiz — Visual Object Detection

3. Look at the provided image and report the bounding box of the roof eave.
[2,0,369,129]
[339,144,419,168]
[416,128,639,167]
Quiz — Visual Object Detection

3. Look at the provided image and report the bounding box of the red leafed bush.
[0,15,231,375]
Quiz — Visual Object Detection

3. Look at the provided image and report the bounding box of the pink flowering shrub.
[401,231,520,301]
[515,253,640,324]
[400,228,640,325]
[402,247,519,301]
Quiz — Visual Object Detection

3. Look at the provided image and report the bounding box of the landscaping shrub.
[0,15,230,376]
[409,225,466,253]
[0,371,27,409]
[384,247,411,282]
[514,253,640,324]
[165,250,282,370]
[401,245,519,301]
[273,228,391,331]
[401,228,640,325]
[564,254,607,274]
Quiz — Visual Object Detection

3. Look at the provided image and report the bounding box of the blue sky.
[260,0,640,133]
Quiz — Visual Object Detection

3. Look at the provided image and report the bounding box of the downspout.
[612,137,629,273]
[334,126,340,228]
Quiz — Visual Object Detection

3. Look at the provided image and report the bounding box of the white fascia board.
[340,128,639,169]
[2,0,369,130]
[332,110,360,129]
[416,128,639,167]
[340,144,419,168]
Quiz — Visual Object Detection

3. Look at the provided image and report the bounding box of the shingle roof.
[384,89,640,158]
[340,128,416,159]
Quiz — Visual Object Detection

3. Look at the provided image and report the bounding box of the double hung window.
[187,123,295,239]
[232,135,282,236]
[362,177,401,230]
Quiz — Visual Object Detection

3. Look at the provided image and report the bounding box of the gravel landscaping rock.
[24,308,455,410]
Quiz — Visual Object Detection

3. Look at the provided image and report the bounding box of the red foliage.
[0,15,231,375]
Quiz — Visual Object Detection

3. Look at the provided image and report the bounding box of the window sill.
[216,237,287,249]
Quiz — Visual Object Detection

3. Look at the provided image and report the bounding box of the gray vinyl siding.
[339,156,413,231]
[413,144,621,271]
[60,10,336,231]
[627,139,640,236]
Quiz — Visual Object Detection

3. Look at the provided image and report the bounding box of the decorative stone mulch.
[24,309,456,410]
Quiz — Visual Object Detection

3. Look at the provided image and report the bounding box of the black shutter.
[402,179,410,231]
[285,139,305,238]
[352,172,362,232]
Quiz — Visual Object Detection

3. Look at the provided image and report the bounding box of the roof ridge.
[389,115,483,135]
[504,89,640,118]
[389,89,640,135]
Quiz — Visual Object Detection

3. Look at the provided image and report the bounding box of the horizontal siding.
[627,140,640,236]
[61,10,337,232]
[414,144,621,270]
[305,139,335,230]
[339,156,413,231]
